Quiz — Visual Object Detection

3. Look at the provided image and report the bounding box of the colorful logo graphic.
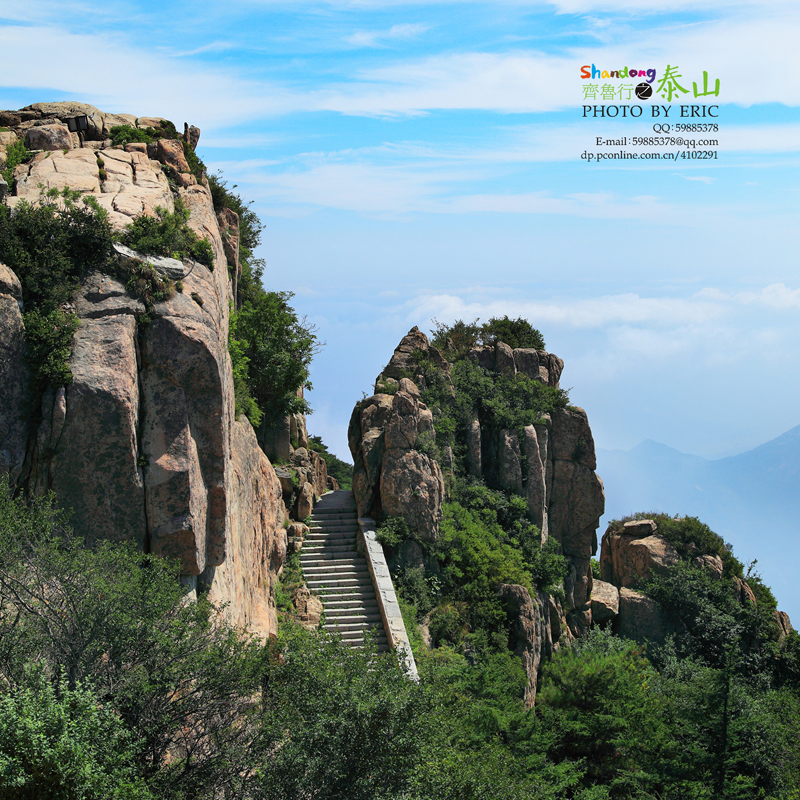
[581,64,720,102]
[581,64,657,83]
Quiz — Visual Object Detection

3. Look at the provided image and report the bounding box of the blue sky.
[2,0,799,601]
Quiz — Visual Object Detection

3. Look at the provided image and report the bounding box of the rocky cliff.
[348,327,607,702]
[0,102,314,637]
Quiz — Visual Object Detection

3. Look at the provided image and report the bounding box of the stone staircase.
[299,490,389,651]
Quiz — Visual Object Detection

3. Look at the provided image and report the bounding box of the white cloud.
[696,283,800,309]
[404,290,726,329]
[345,22,430,48]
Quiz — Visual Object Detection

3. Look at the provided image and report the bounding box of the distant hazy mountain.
[597,425,800,622]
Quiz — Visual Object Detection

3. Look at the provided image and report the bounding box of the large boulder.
[381,449,444,540]
[25,123,73,151]
[600,521,680,588]
[351,377,444,540]
[590,579,620,623]
[614,587,674,646]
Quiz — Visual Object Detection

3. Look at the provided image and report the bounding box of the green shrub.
[123,259,175,311]
[428,601,470,646]
[108,121,180,148]
[22,308,80,386]
[430,315,545,355]
[116,199,214,269]
[1,139,32,188]
[307,435,353,490]
[0,670,152,800]
[108,124,154,146]
[0,190,115,386]
[376,516,412,549]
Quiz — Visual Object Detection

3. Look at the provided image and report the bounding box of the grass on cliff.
[108,122,206,182]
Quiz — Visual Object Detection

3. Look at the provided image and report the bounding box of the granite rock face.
[0,105,288,638]
[600,520,680,589]
[350,374,444,540]
[500,583,556,708]
[614,587,675,646]
[0,264,30,484]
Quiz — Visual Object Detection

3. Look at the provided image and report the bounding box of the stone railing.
[357,517,419,682]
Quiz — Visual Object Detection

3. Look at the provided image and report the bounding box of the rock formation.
[0,102,302,637]
[349,327,606,699]
[349,367,444,540]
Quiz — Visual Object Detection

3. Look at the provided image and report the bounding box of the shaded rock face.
[349,376,444,539]
[0,106,285,638]
[0,264,30,484]
[614,587,675,646]
[500,583,557,708]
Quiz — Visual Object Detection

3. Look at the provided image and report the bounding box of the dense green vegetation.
[117,198,214,268]
[430,315,546,356]
[308,435,353,490]
[1,139,32,190]
[4,476,798,798]
[210,175,321,432]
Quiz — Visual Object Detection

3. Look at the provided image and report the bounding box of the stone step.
[300,543,358,554]
[325,616,383,629]
[336,627,385,640]
[300,554,361,567]
[311,511,357,519]
[301,555,366,566]
[323,603,380,619]
[320,590,374,602]
[301,560,368,572]
[308,519,358,533]
[306,576,372,592]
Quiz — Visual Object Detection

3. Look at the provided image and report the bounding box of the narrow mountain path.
[299,490,389,651]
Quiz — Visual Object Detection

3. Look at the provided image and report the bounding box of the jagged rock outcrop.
[467,342,564,386]
[349,327,605,693]
[499,584,557,708]
[349,374,444,539]
[374,325,451,392]
[0,104,291,638]
[600,519,680,589]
